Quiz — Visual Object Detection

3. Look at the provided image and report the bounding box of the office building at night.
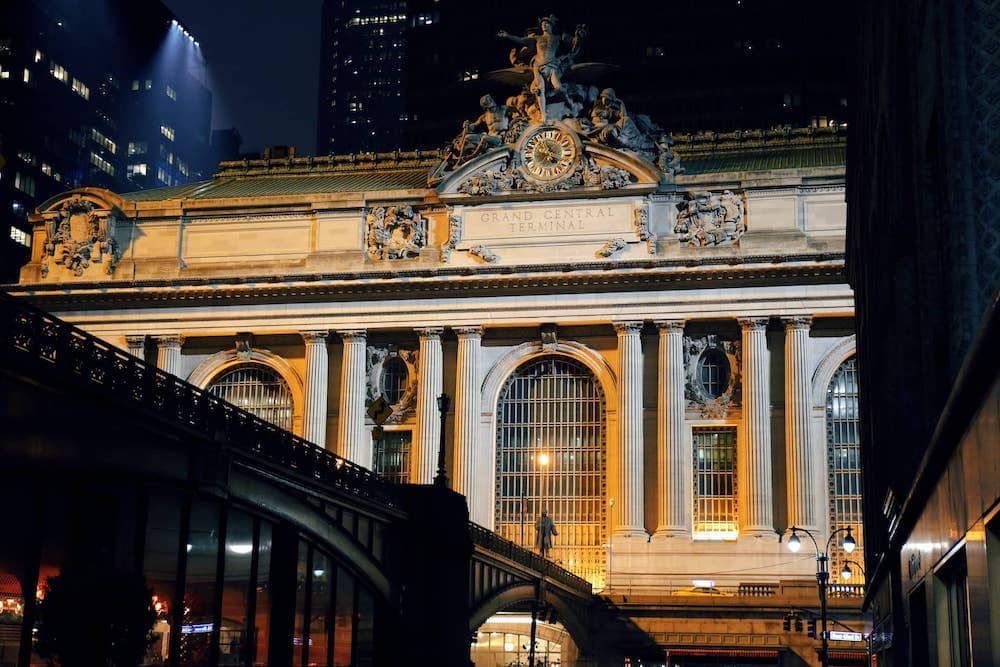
[0,0,212,282]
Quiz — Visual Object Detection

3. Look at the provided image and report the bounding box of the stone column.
[653,320,689,537]
[155,334,183,376]
[783,316,817,531]
[453,326,484,520]
[336,330,368,466]
[124,335,145,359]
[301,331,330,448]
[738,317,775,537]
[414,328,444,484]
[614,321,646,536]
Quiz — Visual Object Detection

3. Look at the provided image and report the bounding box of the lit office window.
[89,151,115,176]
[127,141,148,156]
[14,172,36,196]
[50,63,67,82]
[160,124,175,141]
[827,356,863,581]
[90,128,117,154]
[165,84,176,100]
[372,431,410,483]
[34,50,43,63]
[71,78,89,100]
[208,364,293,430]
[693,427,738,540]
[127,163,147,178]
[495,355,606,588]
[9,226,31,247]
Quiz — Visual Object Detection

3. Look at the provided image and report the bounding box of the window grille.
[692,427,738,539]
[495,356,606,588]
[373,430,410,484]
[208,364,293,430]
[827,356,863,582]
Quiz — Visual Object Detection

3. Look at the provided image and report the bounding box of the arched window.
[826,356,863,583]
[208,364,294,431]
[495,356,606,588]
[698,347,730,398]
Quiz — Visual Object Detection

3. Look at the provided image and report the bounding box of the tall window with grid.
[692,427,738,539]
[208,364,293,430]
[495,356,606,589]
[827,356,863,581]
[373,431,411,484]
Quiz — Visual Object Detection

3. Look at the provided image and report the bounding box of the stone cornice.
[9,253,847,310]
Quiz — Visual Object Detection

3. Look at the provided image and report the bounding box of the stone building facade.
[12,59,864,663]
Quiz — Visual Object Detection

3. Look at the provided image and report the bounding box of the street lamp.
[785,525,856,667]
[434,394,450,488]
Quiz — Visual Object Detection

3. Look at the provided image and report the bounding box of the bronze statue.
[535,509,558,557]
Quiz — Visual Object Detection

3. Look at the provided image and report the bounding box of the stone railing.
[468,522,593,597]
[0,291,396,507]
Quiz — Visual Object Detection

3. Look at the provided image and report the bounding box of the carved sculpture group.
[365,205,428,260]
[674,191,746,247]
[40,195,120,277]
[439,15,683,185]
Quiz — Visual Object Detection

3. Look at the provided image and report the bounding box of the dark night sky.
[162,0,323,155]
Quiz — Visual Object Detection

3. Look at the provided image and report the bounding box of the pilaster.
[414,328,444,484]
[783,316,817,530]
[453,326,485,521]
[155,334,184,376]
[653,320,690,537]
[301,331,330,448]
[337,330,368,465]
[613,321,646,537]
[737,317,775,538]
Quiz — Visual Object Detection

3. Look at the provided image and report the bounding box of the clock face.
[521,127,578,181]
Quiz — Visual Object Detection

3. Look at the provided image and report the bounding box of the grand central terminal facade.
[9,38,865,664]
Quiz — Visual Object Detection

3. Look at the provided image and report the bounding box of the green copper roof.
[678,145,846,175]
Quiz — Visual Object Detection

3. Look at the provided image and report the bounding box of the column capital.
[613,321,644,334]
[781,315,813,330]
[337,329,367,342]
[453,325,484,338]
[301,330,330,344]
[737,317,770,332]
[124,334,146,346]
[415,327,444,339]
[155,334,184,347]
[654,320,686,334]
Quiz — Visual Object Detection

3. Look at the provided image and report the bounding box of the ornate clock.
[519,126,578,182]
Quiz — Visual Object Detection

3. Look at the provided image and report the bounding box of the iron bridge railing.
[0,292,397,507]
[469,522,593,597]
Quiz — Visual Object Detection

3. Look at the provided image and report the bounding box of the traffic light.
[782,615,791,632]
[794,617,803,633]
[807,619,817,638]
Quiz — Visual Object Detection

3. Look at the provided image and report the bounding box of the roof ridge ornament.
[433,16,683,190]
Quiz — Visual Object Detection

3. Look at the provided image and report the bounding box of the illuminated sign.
[827,630,864,642]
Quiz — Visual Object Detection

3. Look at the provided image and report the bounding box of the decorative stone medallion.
[40,195,120,277]
[683,334,741,418]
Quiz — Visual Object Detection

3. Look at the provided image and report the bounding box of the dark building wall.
[849,1,999,664]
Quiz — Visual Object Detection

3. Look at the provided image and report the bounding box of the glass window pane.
[355,586,375,667]
[692,427,738,539]
[219,510,253,665]
[143,491,182,665]
[373,431,411,483]
[181,500,220,667]
[252,523,273,666]
[826,356,864,583]
[292,542,308,665]
[310,551,332,665]
[332,567,355,667]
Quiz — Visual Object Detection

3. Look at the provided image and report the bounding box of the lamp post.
[785,525,856,667]
[840,560,872,667]
[434,394,450,488]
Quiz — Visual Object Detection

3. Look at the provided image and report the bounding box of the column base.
[612,527,649,539]
[651,527,691,540]
[740,528,780,541]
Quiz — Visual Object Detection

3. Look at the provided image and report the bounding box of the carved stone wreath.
[673,190,746,247]
[683,335,742,418]
[40,195,120,278]
[366,346,418,424]
[365,205,427,260]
